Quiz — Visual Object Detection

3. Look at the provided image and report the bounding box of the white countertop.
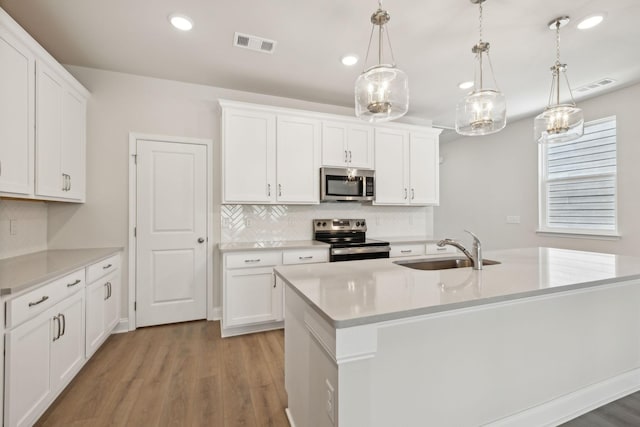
[274,247,640,328]
[218,240,329,252]
[0,248,122,296]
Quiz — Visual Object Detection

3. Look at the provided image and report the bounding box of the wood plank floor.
[35,319,640,426]
[35,321,289,427]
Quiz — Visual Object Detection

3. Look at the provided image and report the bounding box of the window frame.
[537,116,620,238]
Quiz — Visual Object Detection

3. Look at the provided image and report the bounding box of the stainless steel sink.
[393,257,500,271]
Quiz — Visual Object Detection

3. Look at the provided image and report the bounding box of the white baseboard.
[285,408,296,427]
[488,368,640,426]
[113,318,129,334]
[221,321,283,338]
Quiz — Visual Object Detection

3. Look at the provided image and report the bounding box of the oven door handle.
[331,246,390,256]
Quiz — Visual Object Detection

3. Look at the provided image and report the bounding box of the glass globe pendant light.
[455,0,506,136]
[534,17,584,144]
[355,1,408,123]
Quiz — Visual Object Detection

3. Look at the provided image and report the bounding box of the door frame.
[128,133,214,331]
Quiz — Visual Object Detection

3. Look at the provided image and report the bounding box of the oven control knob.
[322,221,327,226]
[356,221,360,226]
[361,220,366,226]
[316,221,321,227]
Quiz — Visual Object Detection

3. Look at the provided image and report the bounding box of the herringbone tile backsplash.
[0,200,48,259]
[221,204,433,242]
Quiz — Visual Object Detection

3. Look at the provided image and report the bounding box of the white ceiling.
[2,0,640,135]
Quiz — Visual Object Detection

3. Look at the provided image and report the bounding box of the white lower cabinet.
[222,247,328,337]
[4,288,85,427]
[85,266,120,358]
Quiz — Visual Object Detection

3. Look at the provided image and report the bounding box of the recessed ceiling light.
[341,54,359,66]
[458,81,474,90]
[169,14,193,31]
[577,14,605,30]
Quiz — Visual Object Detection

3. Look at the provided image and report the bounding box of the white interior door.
[136,139,207,327]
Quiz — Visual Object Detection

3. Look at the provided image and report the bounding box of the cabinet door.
[4,310,53,427]
[35,63,65,198]
[321,121,348,167]
[222,107,276,203]
[409,133,439,205]
[276,115,320,204]
[346,124,373,169]
[224,267,280,327]
[85,279,106,358]
[60,89,86,201]
[374,128,409,205]
[50,291,85,393]
[104,271,120,333]
[0,28,34,195]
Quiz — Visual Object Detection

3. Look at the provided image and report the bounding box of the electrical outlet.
[9,219,17,236]
[325,379,335,424]
[506,216,521,224]
[245,218,252,227]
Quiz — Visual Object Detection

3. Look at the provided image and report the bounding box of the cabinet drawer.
[282,248,328,265]
[390,244,426,258]
[425,243,458,255]
[225,251,282,269]
[6,269,85,329]
[86,253,121,284]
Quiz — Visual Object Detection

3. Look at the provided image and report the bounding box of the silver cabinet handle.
[349,151,352,163]
[62,174,67,191]
[404,188,408,199]
[411,188,415,200]
[53,315,61,341]
[67,279,81,288]
[401,250,412,254]
[344,150,348,163]
[299,256,313,260]
[68,175,71,191]
[244,259,261,263]
[267,183,271,196]
[198,237,205,243]
[278,184,282,197]
[104,282,111,300]
[60,313,66,337]
[29,295,49,307]
[103,264,112,269]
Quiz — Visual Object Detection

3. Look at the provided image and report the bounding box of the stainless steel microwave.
[320,167,375,202]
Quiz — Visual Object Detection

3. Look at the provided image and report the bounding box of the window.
[539,116,618,236]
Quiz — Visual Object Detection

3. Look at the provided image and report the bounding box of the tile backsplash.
[0,200,48,259]
[221,204,434,242]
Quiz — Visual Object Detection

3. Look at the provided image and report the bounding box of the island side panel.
[345,279,640,426]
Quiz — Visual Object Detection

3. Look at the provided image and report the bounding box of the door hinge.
[134,301,137,311]
[132,154,137,164]
[134,227,137,237]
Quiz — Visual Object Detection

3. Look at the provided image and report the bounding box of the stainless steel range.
[313,219,390,262]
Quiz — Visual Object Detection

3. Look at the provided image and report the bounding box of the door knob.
[198,237,205,243]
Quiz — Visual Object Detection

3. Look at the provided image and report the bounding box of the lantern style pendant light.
[534,17,584,144]
[355,1,409,123]
[455,0,506,136]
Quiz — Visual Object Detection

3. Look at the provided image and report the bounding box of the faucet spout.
[437,230,483,270]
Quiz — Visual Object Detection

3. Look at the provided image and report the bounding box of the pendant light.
[355,1,409,123]
[455,0,506,136]
[534,17,584,144]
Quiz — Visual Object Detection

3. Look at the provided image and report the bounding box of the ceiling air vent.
[233,32,277,54]
[575,78,617,94]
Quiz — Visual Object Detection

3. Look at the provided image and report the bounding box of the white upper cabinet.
[0,27,34,196]
[35,63,87,201]
[222,106,276,204]
[276,115,320,204]
[374,127,440,206]
[0,8,88,202]
[321,121,373,169]
[221,101,320,205]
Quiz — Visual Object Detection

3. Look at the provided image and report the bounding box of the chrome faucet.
[437,230,483,270]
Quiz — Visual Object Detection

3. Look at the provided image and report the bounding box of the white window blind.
[539,116,617,234]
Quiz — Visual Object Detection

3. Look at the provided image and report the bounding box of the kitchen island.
[274,247,640,427]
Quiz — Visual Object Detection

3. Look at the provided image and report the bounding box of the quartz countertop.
[218,240,329,253]
[274,247,640,328]
[0,248,122,296]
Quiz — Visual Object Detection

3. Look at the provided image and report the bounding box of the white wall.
[435,82,640,257]
[0,200,47,259]
[46,66,434,322]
